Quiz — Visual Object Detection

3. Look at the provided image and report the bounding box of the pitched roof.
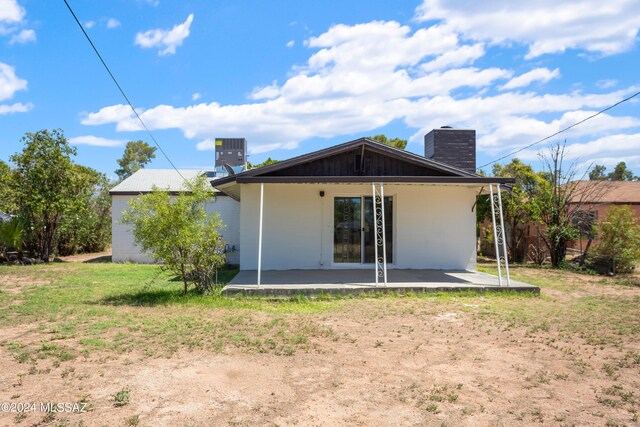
[215,137,479,186]
[109,169,208,194]
[568,180,640,204]
[212,137,513,200]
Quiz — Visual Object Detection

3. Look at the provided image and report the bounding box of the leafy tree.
[596,205,640,274]
[115,140,156,180]
[607,161,635,181]
[10,129,78,262]
[121,176,226,294]
[57,165,112,255]
[247,157,279,169]
[368,134,408,150]
[588,164,607,180]
[0,160,15,214]
[489,159,549,261]
[589,162,639,181]
[537,142,609,268]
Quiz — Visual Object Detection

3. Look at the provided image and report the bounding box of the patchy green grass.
[0,263,353,360]
[1,262,638,365]
[475,263,640,347]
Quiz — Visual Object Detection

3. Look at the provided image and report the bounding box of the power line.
[479,89,640,169]
[62,0,185,180]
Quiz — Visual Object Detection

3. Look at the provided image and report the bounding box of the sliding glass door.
[333,197,362,263]
[333,196,393,264]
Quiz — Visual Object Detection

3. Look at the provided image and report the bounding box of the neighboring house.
[567,180,640,252]
[481,180,640,260]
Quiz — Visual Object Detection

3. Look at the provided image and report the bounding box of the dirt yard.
[0,263,638,426]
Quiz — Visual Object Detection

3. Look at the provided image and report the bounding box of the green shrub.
[0,217,25,253]
[121,176,226,294]
[596,206,640,274]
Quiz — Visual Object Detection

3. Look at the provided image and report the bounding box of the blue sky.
[1,0,639,179]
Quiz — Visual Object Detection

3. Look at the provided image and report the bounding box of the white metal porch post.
[372,182,388,287]
[489,184,511,287]
[380,183,388,286]
[257,182,264,288]
[373,183,379,287]
[497,184,511,286]
[489,184,503,286]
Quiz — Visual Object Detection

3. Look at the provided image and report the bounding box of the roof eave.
[232,176,514,184]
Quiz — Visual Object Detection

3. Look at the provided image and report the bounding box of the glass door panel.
[363,196,393,264]
[333,197,362,263]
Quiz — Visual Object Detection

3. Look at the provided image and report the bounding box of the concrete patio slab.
[222,269,539,296]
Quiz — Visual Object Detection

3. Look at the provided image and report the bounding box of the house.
[566,180,640,252]
[212,128,518,284]
[481,180,640,261]
[111,128,524,290]
[110,137,247,264]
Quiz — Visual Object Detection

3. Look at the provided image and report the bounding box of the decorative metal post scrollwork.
[489,184,511,286]
[372,183,388,286]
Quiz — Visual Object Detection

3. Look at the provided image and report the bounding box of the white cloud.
[286,40,295,48]
[9,28,35,44]
[0,101,31,115]
[196,139,215,151]
[134,14,194,56]
[0,62,27,101]
[84,18,640,163]
[420,43,485,72]
[305,22,458,71]
[106,18,121,29]
[415,0,640,58]
[85,20,95,29]
[0,0,25,23]
[82,104,137,126]
[518,133,640,163]
[500,68,560,90]
[249,81,280,100]
[596,79,618,89]
[404,88,640,152]
[191,92,202,101]
[69,135,125,147]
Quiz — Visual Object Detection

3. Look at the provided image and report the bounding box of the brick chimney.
[424,127,476,174]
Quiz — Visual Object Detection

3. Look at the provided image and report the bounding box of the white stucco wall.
[206,196,241,265]
[111,194,240,264]
[239,183,477,271]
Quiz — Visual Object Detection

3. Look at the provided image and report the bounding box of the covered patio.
[213,137,525,295]
[221,269,539,296]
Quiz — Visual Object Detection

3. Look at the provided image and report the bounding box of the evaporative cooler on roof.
[215,138,247,168]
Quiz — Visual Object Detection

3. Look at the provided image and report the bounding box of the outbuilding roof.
[109,169,209,195]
